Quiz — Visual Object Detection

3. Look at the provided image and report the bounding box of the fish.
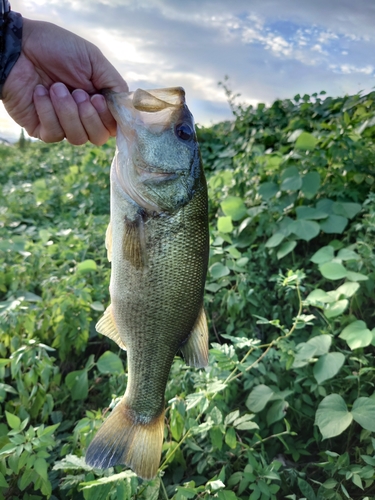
[85,87,209,480]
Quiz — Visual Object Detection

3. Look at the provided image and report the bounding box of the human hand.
[2,18,128,145]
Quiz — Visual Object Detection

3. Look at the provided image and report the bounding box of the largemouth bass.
[85,87,209,479]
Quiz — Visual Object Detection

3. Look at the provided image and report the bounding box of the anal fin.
[180,306,209,368]
[95,304,126,350]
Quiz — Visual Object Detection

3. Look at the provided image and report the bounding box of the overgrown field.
[1,89,375,500]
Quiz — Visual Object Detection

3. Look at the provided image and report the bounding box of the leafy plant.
[1,87,375,498]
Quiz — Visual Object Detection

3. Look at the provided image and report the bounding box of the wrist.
[0,1,23,99]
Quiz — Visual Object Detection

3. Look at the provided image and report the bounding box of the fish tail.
[85,398,164,480]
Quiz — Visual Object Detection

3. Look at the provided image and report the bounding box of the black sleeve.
[0,0,23,99]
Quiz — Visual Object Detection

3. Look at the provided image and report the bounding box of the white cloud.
[2,0,375,140]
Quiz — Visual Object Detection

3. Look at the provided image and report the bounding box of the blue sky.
[1,0,374,140]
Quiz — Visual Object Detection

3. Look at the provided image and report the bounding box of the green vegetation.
[1,89,375,499]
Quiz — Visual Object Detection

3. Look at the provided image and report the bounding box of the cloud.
[1,0,375,140]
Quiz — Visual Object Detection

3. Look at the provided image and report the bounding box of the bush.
[0,89,374,499]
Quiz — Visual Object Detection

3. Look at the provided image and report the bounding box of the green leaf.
[295,132,317,150]
[296,206,327,220]
[352,397,375,432]
[307,335,332,356]
[324,299,348,318]
[258,182,278,200]
[313,353,345,384]
[290,220,320,241]
[281,166,299,180]
[352,474,363,490]
[210,427,223,450]
[5,411,21,430]
[319,262,347,280]
[320,215,348,234]
[171,410,184,441]
[221,196,247,221]
[305,288,335,304]
[346,271,368,281]
[53,454,92,471]
[217,491,239,500]
[339,320,372,350]
[335,281,360,298]
[225,427,237,449]
[34,457,48,481]
[76,259,97,274]
[224,410,240,426]
[97,351,124,375]
[337,248,360,261]
[39,228,51,243]
[19,468,35,491]
[332,202,362,219]
[310,246,335,264]
[209,262,230,280]
[65,370,88,401]
[292,342,318,368]
[321,478,338,490]
[277,241,297,259]
[90,301,105,312]
[301,171,321,198]
[175,486,199,499]
[234,414,258,431]
[217,216,233,233]
[266,400,288,425]
[280,174,302,192]
[297,477,317,500]
[0,471,8,488]
[246,385,274,412]
[315,394,353,439]
[265,232,284,248]
[80,470,136,489]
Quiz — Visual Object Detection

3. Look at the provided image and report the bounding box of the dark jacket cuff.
[0,7,23,99]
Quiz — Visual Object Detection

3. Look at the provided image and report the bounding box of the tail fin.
[85,398,164,480]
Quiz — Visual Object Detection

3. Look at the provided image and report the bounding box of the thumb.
[90,47,129,93]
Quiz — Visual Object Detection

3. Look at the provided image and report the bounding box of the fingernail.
[51,82,69,98]
[72,89,88,104]
[35,84,48,97]
[91,94,107,113]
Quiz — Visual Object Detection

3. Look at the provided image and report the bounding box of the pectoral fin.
[123,214,147,270]
[96,304,126,350]
[180,306,209,368]
[105,222,112,262]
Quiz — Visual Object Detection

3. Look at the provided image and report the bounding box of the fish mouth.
[135,165,179,184]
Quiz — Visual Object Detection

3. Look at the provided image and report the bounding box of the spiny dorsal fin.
[105,222,112,262]
[180,306,209,368]
[123,214,147,270]
[95,304,126,350]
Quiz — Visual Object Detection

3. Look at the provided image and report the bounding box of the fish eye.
[175,122,194,141]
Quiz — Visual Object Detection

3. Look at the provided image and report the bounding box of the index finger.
[91,94,118,136]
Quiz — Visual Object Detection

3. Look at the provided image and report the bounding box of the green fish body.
[86,87,209,479]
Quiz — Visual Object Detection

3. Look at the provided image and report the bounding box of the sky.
[1,0,375,141]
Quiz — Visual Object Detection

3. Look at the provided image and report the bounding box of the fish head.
[105,87,202,214]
